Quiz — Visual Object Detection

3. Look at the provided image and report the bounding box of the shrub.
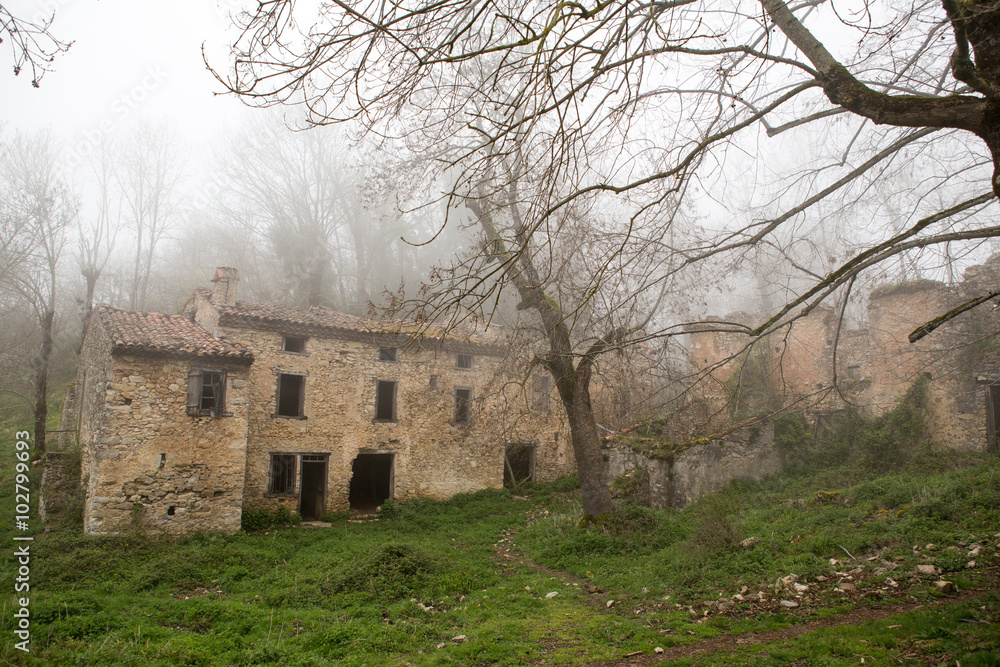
[241,505,301,531]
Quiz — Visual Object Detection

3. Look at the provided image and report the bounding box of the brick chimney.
[211,267,239,306]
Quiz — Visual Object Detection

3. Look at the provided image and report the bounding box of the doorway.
[298,454,328,520]
[504,443,535,488]
[349,452,394,511]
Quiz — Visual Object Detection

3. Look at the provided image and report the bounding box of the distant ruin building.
[687,255,1000,452]
[73,268,575,535]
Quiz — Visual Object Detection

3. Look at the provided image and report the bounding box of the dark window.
[375,380,397,421]
[269,454,296,494]
[531,374,550,412]
[454,387,472,424]
[283,336,307,353]
[276,373,306,418]
[186,368,226,417]
[429,375,438,390]
[379,347,398,362]
[456,353,473,369]
[846,365,861,380]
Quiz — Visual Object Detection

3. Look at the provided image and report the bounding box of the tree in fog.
[213,119,439,311]
[1,130,75,453]
[77,138,121,337]
[216,0,999,515]
[118,122,183,311]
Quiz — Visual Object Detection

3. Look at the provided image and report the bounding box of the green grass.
[1,410,998,665]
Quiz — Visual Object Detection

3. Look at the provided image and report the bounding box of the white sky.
[1,0,249,149]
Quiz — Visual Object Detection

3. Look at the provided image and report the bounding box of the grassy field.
[1,415,998,665]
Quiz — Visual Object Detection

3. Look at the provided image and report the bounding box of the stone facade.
[75,269,574,534]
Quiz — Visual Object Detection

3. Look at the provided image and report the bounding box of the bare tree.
[77,139,121,340]
[1,130,76,453]
[0,4,71,87]
[118,122,183,311]
[214,0,1000,515]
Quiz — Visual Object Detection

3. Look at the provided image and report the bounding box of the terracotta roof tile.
[214,300,503,353]
[97,305,253,359]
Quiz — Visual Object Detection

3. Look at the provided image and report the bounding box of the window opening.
[158,453,166,469]
[375,380,397,421]
[167,506,176,516]
[276,373,306,417]
[186,368,226,417]
[456,353,473,369]
[379,347,398,362]
[454,387,472,423]
[846,365,861,380]
[283,336,307,353]
[269,454,297,494]
[429,375,438,390]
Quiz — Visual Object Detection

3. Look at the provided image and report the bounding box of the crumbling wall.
[606,420,779,509]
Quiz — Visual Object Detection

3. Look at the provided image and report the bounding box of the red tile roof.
[196,291,502,354]
[97,305,253,359]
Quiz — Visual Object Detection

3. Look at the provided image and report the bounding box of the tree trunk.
[552,356,614,517]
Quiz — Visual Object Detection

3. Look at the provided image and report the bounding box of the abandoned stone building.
[687,255,1000,452]
[74,268,575,535]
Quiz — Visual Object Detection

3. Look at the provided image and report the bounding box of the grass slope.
[1,418,998,665]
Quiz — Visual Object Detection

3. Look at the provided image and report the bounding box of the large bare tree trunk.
[33,308,53,455]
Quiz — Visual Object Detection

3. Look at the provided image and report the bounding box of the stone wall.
[606,420,780,509]
[220,326,574,515]
[76,326,252,534]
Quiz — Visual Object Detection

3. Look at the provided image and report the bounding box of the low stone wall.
[605,420,780,509]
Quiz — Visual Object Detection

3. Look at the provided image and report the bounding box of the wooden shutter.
[186,368,202,416]
[211,371,227,418]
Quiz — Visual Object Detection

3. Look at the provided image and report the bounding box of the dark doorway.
[987,385,1000,452]
[504,444,535,488]
[349,452,394,511]
[299,455,327,520]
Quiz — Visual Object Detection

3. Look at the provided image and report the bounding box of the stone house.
[75,268,575,535]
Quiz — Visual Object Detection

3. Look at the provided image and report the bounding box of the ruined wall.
[606,420,780,509]
[80,350,251,535]
[222,326,573,515]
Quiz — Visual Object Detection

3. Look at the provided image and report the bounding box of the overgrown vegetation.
[776,376,931,473]
[240,505,302,531]
[5,410,999,665]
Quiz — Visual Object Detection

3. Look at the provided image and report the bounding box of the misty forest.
[1,1,999,665]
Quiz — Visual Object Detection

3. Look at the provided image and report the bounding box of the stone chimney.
[211,267,239,306]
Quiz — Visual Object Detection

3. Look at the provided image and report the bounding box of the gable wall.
[79,345,251,534]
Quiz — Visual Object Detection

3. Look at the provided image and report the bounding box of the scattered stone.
[915,564,937,576]
[925,543,936,551]
[793,583,809,593]
[654,647,664,654]
[829,558,838,566]
[452,635,467,643]
[733,594,745,602]
[838,583,856,593]
[966,560,977,569]
[968,547,981,557]
[545,592,559,599]
[436,643,446,649]
[606,599,615,608]
[816,575,828,582]
[934,580,955,594]
[780,600,799,608]
[740,586,749,595]
[740,536,761,549]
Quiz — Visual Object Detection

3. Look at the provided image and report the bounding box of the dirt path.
[494,526,996,665]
